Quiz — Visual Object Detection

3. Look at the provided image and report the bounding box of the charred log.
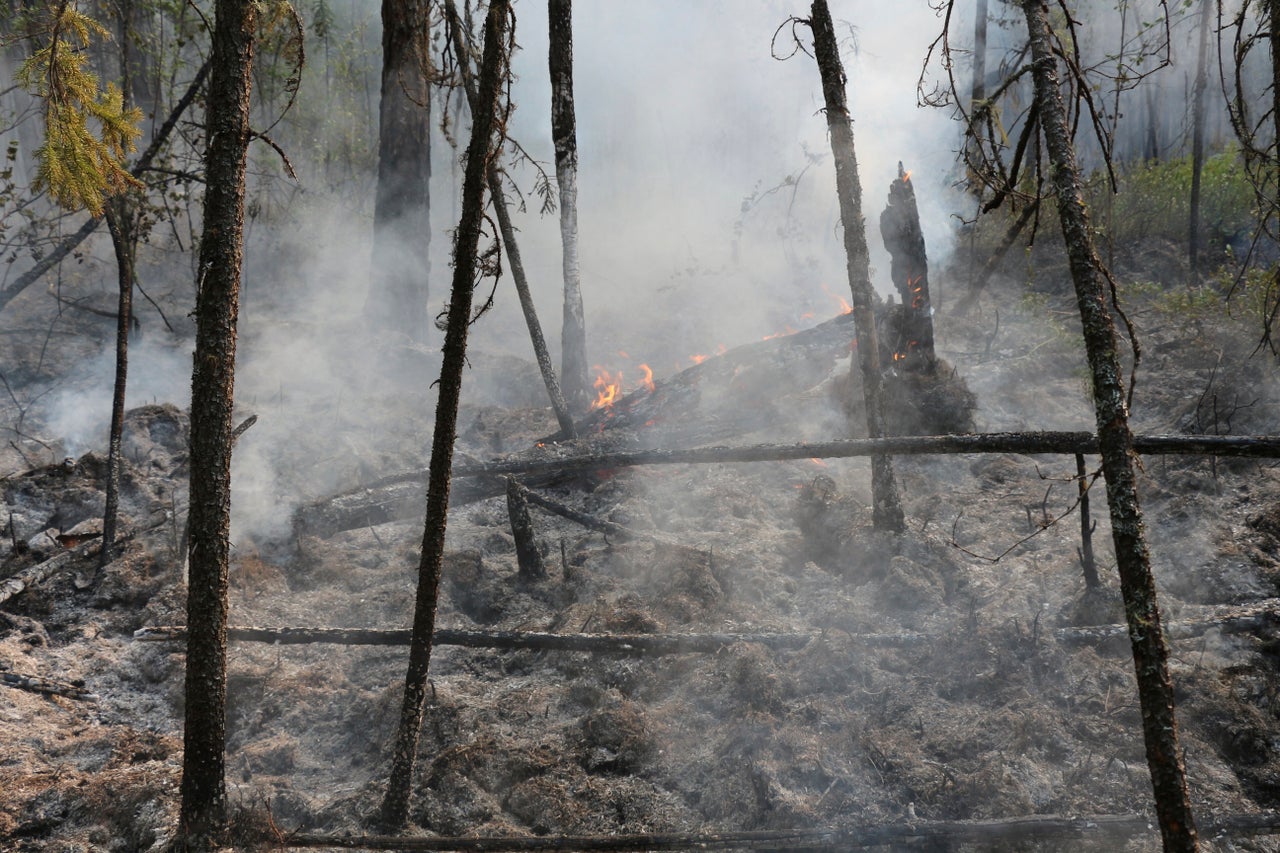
[134,599,1280,651]
[260,811,1280,851]
[2,670,99,702]
[297,431,1280,540]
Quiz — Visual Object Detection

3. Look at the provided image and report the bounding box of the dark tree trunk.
[808,0,904,533]
[378,0,510,830]
[966,0,988,189]
[444,0,576,439]
[366,0,432,343]
[100,197,136,567]
[178,1,256,848]
[879,164,937,371]
[1188,0,1212,274]
[1020,2,1199,849]
[549,0,589,414]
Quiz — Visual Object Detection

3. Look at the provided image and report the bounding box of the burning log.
[505,477,547,580]
[133,598,1280,651]
[879,162,937,372]
[253,811,1280,850]
[1,669,99,702]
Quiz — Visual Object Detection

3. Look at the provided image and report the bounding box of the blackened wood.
[134,600,1280,651]
[180,2,256,848]
[549,0,589,414]
[1077,453,1099,588]
[2,670,99,702]
[506,477,546,580]
[444,0,576,440]
[100,198,136,569]
[1021,2,1198,848]
[366,0,432,342]
[808,1,904,532]
[267,811,1280,851]
[296,431,1280,540]
[879,163,936,370]
[515,482,692,550]
[380,0,509,831]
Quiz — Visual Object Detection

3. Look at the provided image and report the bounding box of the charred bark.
[366,0,432,342]
[100,197,137,568]
[2,670,99,702]
[879,163,937,371]
[506,477,546,580]
[549,0,589,414]
[1188,0,1212,274]
[1076,453,1099,589]
[264,812,1280,851]
[444,0,576,439]
[1020,1,1198,848]
[297,430,1280,540]
[135,598,1280,651]
[179,2,256,848]
[379,0,510,830]
[808,0,904,533]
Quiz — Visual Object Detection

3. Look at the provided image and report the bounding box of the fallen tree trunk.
[1,670,99,702]
[296,432,1280,540]
[264,811,1280,851]
[133,599,1279,651]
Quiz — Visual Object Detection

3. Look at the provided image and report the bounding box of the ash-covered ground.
[4,243,1280,852]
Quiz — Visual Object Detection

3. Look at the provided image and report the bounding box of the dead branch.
[133,599,1280,652]
[1,669,98,702]
[514,482,698,552]
[263,811,1280,851]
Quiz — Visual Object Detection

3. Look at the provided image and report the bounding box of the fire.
[903,170,912,183]
[819,281,854,314]
[591,367,623,411]
[908,274,925,309]
[639,363,655,392]
[690,354,708,365]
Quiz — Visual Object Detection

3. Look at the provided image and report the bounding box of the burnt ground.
[5,242,1280,851]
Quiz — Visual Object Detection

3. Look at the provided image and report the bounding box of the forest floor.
[4,238,1280,852]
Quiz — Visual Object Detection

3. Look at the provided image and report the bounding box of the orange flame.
[591,366,623,411]
[639,363,655,392]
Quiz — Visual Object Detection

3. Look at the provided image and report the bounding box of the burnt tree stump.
[879,162,937,373]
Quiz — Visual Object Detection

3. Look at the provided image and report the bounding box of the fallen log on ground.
[133,599,1279,651]
[297,431,1280,540]
[266,811,1280,850]
[0,510,171,606]
[1,670,99,702]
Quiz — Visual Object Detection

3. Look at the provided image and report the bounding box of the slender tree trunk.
[100,197,136,568]
[1020,2,1198,849]
[379,0,510,830]
[549,0,588,414]
[366,0,432,343]
[966,0,988,190]
[1188,0,1212,274]
[808,0,904,533]
[178,0,256,848]
[444,0,576,439]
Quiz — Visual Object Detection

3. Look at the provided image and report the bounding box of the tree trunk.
[966,0,988,190]
[443,0,576,439]
[808,0,904,533]
[1188,0,1212,274]
[1020,2,1199,849]
[549,0,589,414]
[366,0,432,343]
[178,1,256,848]
[100,196,136,568]
[379,0,510,830]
